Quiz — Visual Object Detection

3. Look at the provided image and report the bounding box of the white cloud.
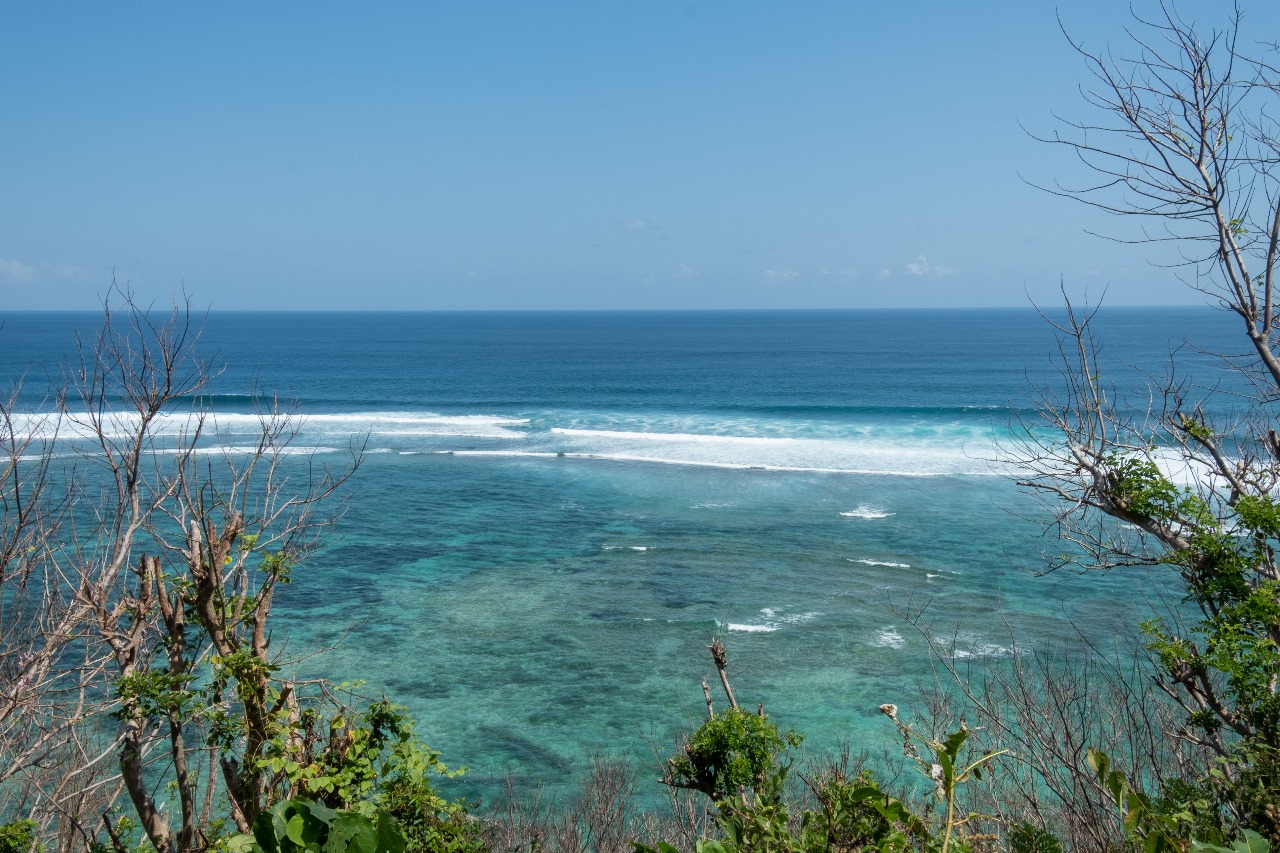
[905,255,956,278]
[612,217,664,241]
[877,268,892,279]
[764,267,800,281]
[0,258,37,283]
[674,264,699,279]
[0,257,93,287]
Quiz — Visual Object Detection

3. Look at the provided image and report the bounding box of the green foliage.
[1102,454,1213,528]
[1007,824,1062,853]
[1191,830,1271,853]
[801,767,930,853]
[879,706,1005,853]
[1193,745,1280,845]
[639,763,935,853]
[379,773,484,853]
[0,820,39,853]
[665,708,802,804]
[230,799,406,853]
[654,701,1012,853]
[113,668,199,722]
[256,700,465,815]
[1089,748,1206,853]
[1153,777,1228,846]
[1094,454,1280,834]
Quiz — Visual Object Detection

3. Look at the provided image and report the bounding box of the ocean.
[0,306,1243,802]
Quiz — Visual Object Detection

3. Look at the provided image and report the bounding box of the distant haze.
[2,1,1273,310]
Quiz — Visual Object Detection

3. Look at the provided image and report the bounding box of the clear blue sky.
[2,2,1274,310]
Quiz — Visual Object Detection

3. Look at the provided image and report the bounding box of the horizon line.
[1,303,1219,315]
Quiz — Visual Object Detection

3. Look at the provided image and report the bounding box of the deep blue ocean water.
[0,307,1245,802]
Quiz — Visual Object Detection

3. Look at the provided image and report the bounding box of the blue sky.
[2,2,1274,310]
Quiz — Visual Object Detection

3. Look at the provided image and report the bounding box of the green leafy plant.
[878,704,1006,853]
[665,707,802,805]
[229,799,405,853]
[800,766,930,853]
[1191,830,1271,853]
[0,820,39,853]
[648,643,938,853]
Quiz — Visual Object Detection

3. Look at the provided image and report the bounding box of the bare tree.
[1,352,130,848]
[1015,1,1280,837]
[1,290,363,851]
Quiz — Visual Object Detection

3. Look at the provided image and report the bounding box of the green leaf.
[325,814,377,853]
[1237,831,1270,853]
[374,811,407,853]
[226,833,261,853]
[286,814,308,846]
[252,810,284,853]
[307,802,339,827]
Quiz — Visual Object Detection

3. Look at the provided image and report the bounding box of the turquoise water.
[0,307,1242,801]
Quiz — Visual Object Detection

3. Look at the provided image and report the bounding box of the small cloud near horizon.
[0,258,37,283]
[904,255,955,277]
[674,263,699,279]
[0,257,92,286]
[614,218,664,239]
[611,217,665,240]
[764,267,800,281]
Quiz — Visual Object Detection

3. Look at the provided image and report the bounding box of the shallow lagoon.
[0,307,1238,801]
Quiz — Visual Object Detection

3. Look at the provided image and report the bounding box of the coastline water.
[0,307,1243,802]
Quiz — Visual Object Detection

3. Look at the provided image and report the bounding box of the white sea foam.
[450,450,560,459]
[155,445,342,457]
[935,633,1015,660]
[537,423,1005,476]
[872,627,906,649]
[850,558,911,569]
[6,410,1021,476]
[297,412,529,439]
[553,428,796,445]
[6,411,530,443]
[449,449,988,477]
[841,505,894,519]
[722,608,817,633]
[951,644,1014,660]
[6,408,1038,478]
